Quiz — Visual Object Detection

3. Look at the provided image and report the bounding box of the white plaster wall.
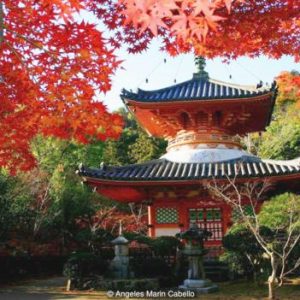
[155,227,180,237]
[161,147,253,163]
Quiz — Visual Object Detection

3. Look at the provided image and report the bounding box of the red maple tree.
[276,71,300,106]
[92,0,300,59]
[0,0,123,173]
[1,0,299,172]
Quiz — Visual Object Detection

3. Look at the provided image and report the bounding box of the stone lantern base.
[179,279,218,294]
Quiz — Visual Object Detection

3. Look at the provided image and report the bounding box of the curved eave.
[122,91,275,105]
[78,158,300,202]
[124,92,276,133]
[78,157,300,186]
[81,172,300,187]
[120,76,276,104]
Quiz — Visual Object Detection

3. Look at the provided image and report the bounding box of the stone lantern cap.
[176,223,212,242]
[111,235,129,245]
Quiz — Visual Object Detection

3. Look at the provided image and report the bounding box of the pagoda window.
[189,208,223,241]
[179,112,191,129]
[156,207,178,224]
[214,111,222,127]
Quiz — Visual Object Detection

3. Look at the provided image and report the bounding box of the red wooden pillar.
[147,205,155,237]
[178,202,186,231]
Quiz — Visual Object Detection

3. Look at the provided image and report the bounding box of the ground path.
[0,277,103,300]
[1,276,300,300]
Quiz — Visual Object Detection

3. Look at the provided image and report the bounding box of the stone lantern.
[177,223,218,294]
[109,223,130,279]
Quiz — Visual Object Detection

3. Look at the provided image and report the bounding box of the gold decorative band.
[167,131,241,151]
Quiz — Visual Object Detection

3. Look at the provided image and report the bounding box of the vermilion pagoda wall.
[148,197,232,246]
[147,196,262,247]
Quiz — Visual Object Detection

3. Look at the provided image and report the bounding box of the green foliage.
[259,193,300,266]
[222,194,300,281]
[258,104,300,160]
[0,135,112,256]
[32,136,105,171]
[131,257,171,278]
[0,173,16,240]
[219,251,248,278]
[221,224,269,280]
[258,193,300,270]
[151,236,180,257]
[123,233,180,257]
[123,232,152,245]
[129,131,167,163]
[102,110,167,166]
[248,77,300,160]
[63,252,108,279]
[0,171,34,241]
[259,193,300,230]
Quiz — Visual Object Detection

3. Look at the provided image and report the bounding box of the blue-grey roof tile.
[121,77,274,103]
[78,156,300,182]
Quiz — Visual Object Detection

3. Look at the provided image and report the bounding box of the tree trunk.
[268,254,278,300]
[0,1,4,43]
[66,279,71,291]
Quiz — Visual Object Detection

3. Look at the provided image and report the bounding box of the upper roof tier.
[121,78,277,138]
[121,77,276,103]
[121,58,277,138]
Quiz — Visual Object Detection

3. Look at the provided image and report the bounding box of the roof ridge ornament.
[193,56,209,80]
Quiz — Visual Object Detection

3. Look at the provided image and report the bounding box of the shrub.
[63,252,108,280]
[123,232,152,245]
[221,224,269,281]
[131,257,171,277]
[152,236,180,257]
[0,255,67,283]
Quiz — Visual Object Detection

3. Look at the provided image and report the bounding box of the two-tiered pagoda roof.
[78,59,300,203]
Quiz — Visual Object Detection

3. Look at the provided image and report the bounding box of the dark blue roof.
[121,78,275,103]
[78,157,300,182]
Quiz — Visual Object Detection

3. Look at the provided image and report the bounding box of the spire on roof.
[193,56,209,80]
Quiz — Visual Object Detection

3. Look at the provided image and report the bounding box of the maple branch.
[5,27,58,59]
[5,41,39,85]
[0,1,4,43]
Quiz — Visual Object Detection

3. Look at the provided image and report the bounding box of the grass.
[2,276,300,300]
[198,278,300,300]
[70,278,300,299]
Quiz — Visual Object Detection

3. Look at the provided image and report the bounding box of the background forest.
[0,71,299,281]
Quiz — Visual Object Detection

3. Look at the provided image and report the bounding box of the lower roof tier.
[78,156,300,183]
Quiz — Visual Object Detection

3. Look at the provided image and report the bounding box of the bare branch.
[283,257,300,277]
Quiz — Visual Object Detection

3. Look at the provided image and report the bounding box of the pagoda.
[78,58,300,249]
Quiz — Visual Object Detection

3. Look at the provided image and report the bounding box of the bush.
[123,233,180,256]
[131,257,171,277]
[152,236,180,257]
[221,224,269,281]
[63,252,108,280]
[123,232,152,245]
[220,251,251,279]
[0,255,67,283]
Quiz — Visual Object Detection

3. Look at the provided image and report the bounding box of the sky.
[102,43,299,112]
[77,11,299,112]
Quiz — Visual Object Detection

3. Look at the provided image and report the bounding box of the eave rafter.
[127,92,274,137]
